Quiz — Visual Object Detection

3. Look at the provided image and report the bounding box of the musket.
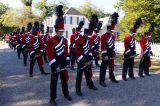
[123,54,139,60]
[51,68,67,74]
[102,57,117,61]
[29,54,42,61]
[77,59,93,71]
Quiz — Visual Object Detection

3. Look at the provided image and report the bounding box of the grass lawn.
[114,53,160,74]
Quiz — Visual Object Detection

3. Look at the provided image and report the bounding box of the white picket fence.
[115,41,160,59]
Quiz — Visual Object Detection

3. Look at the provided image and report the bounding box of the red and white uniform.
[41,34,51,51]
[70,33,80,50]
[10,35,16,44]
[48,35,69,67]
[15,34,22,48]
[29,35,44,66]
[21,32,31,50]
[139,37,152,56]
[47,35,69,81]
[139,36,152,67]
[90,34,100,53]
[101,32,115,58]
[75,36,93,63]
[124,35,136,58]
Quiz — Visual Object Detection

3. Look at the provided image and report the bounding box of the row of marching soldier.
[7,5,156,106]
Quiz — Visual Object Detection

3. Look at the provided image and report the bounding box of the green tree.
[0,2,9,16]
[0,9,17,36]
[0,3,12,36]
[21,0,33,15]
[79,2,111,19]
[115,0,160,42]
[34,0,57,21]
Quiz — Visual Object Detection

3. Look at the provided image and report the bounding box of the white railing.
[115,41,160,59]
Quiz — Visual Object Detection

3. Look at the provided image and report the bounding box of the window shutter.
[70,16,72,24]
[77,17,79,25]
[66,30,68,38]
[64,16,66,24]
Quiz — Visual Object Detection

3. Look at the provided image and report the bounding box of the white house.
[43,7,89,39]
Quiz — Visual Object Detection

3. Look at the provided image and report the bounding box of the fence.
[115,41,160,59]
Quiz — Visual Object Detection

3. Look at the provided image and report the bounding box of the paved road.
[0,43,160,106]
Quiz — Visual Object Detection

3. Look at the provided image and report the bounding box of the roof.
[99,16,111,28]
[64,7,83,15]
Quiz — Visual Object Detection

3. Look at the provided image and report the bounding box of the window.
[65,16,72,24]
[64,16,66,24]
[66,30,68,38]
[77,16,85,25]
[77,17,79,25]
[70,17,72,24]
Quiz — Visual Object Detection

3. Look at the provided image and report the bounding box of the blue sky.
[0,0,123,18]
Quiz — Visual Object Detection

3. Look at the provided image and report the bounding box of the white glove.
[104,56,108,60]
[56,67,60,71]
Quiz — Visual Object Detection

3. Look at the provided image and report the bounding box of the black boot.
[64,95,72,101]
[76,91,83,96]
[111,79,119,83]
[50,100,57,106]
[138,74,145,77]
[88,85,98,90]
[95,60,100,67]
[40,67,49,75]
[122,77,128,81]
[99,82,107,87]
[130,76,136,79]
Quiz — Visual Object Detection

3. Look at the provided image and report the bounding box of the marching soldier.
[10,32,16,50]
[29,21,48,77]
[70,22,84,70]
[75,15,98,96]
[45,26,52,44]
[122,18,142,81]
[47,5,72,106]
[21,23,32,66]
[40,24,48,63]
[69,28,76,70]
[90,22,102,67]
[99,13,119,87]
[139,23,156,77]
[15,28,22,59]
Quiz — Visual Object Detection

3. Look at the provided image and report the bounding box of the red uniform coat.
[75,36,93,77]
[124,35,136,58]
[15,34,22,48]
[101,32,115,71]
[101,32,115,58]
[90,34,100,53]
[139,36,152,67]
[28,35,44,66]
[70,33,81,52]
[75,36,93,63]
[41,34,51,51]
[47,35,69,81]
[21,32,31,50]
[10,35,16,44]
